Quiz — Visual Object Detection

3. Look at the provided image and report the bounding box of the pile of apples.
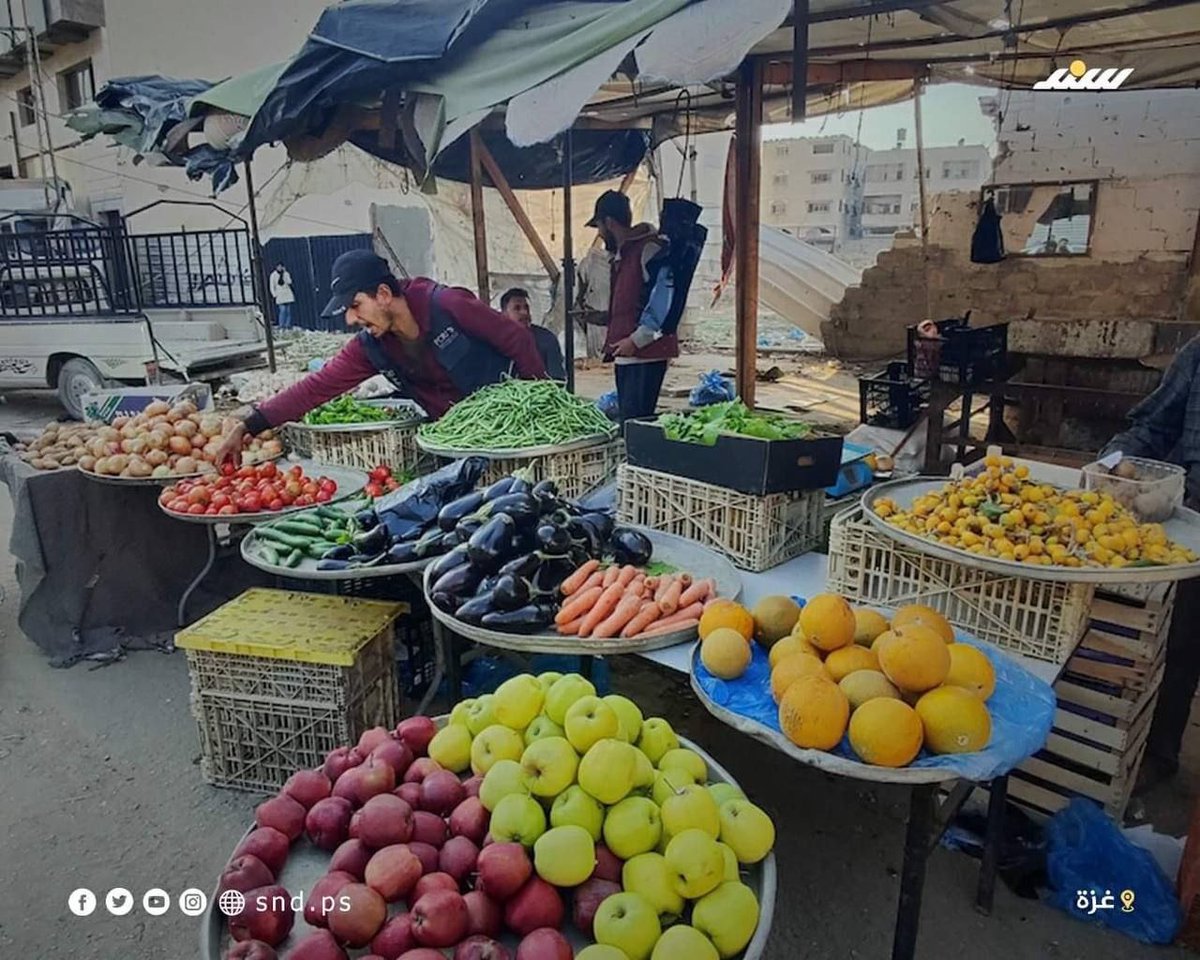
[219,673,775,960]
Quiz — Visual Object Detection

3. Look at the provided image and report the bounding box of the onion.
[174,457,198,475]
[174,420,199,438]
[145,449,168,467]
[168,436,193,455]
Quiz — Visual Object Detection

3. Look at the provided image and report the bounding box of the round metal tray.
[159,460,368,525]
[290,399,425,433]
[200,729,775,960]
[240,531,433,581]
[862,476,1200,584]
[79,453,283,487]
[415,429,618,460]
[425,528,742,655]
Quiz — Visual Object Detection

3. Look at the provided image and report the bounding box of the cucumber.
[275,519,326,537]
[283,548,303,568]
[316,505,354,522]
[258,542,281,566]
[305,540,340,559]
[257,527,316,550]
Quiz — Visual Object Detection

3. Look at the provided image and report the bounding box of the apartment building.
[860,139,991,236]
[760,135,864,250]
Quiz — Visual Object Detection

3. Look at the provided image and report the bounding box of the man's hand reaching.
[213,419,248,468]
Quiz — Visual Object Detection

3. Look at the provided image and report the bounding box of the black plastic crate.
[858,362,929,429]
[907,313,1008,384]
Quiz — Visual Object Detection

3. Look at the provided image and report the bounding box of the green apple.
[577,947,631,960]
[594,892,662,960]
[524,714,566,746]
[427,723,472,773]
[578,739,639,805]
[565,696,621,753]
[718,798,775,864]
[544,673,597,725]
[604,694,644,742]
[493,674,545,730]
[636,718,680,765]
[534,824,596,887]
[650,924,719,960]
[536,670,564,690]
[602,796,662,860]
[550,784,605,841]
[632,750,655,792]
[661,784,721,840]
[656,830,670,856]
[449,698,476,727]
[658,748,707,782]
[664,829,724,899]
[716,842,740,882]
[691,882,759,958]
[706,782,744,808]
[621,853,684,924]
[490,792,547,847]
[470,724,525,776]
[466,694,499,735]
[479,758,530,811]
[520,736,579,798]
[652,769,695,807]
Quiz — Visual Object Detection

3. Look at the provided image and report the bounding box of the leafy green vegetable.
[641,560,678,577]
[304,395,404,425]
[659,401,812,446]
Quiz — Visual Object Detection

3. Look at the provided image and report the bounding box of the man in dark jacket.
[500,286,565,380]
[587,190,677,423]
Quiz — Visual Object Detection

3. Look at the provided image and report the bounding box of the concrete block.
[1009,317,1155,358]
[1153,322,1200,355]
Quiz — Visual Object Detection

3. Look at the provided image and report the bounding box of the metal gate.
[263,233,372,331]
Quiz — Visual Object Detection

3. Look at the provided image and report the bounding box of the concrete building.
[860,138,991,237]
[760,135,863,250]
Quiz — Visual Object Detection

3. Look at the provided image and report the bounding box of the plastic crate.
[283,421,435,476]
[177,589,404,792]
[907,315,1008,384]
[858,362,929,429]
[826,506,1091,663]
[616,463,824,571]
[435,438,624,500]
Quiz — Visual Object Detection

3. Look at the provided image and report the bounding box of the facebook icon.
[68,888,97,917]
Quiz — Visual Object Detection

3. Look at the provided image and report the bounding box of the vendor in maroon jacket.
[216,250,546,462]
[588,190,677,423]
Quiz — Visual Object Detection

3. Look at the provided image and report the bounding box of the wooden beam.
[761,58,925,85]
[913,76,931,319]
[468,129,490,303]
[562,130,576,393]
[734,58,763,408]
[791,0,809,120]
[476,139,560,283]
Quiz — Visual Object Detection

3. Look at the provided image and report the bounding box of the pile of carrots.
[554,559,716,639]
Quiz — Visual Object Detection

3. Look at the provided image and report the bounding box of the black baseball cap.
[321,249,395,318]
[586,189,631,227]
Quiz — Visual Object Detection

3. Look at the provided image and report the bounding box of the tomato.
[364,482,383,498]
[220,461,236,477]
[385,479,399,492]
[211,493,231,509]
[186,488,210,506]
[260,485,280,503]
[218,504,237,516]
[205,506,219,515]
[300,482,316,496]
[187,503,206,516]
[268,498,284,512]
[167,499,186,512]
[315,489,332,503]
[258,462,278,479]
[289,465,303,479]
[237,466,255,479]
[319,479,336,494]
[158,490,174,506]
[243,494,263,513]
[369,466,390,483]
[280,491,295,506]
[295,494,315,507]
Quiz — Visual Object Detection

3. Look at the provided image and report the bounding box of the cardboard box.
[83,384,213,424]
[624,419,844,495]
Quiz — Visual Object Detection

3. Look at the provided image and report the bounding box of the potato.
[122,437,149,456]
[145,449,168,467]
[78,455,97,471]
[144,400,170,417]
[173,401,198,417]
[174,419,199,438]
[120,424,140,441]
[112,416,131,430]
[262,439,284,457]
[127,460,153,478]
[98,426,120,442]
[168,435,193,455]
[93,457,111,475]
[107,454,130,474]
[191,434,206,450]
[174,457,198,475]
[151,465,172,479]
[165,408,183,423]
[199,416,223,439]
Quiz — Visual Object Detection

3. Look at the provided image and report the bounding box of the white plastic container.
[1081,456,1185,522]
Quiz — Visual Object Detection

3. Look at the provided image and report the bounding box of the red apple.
[304,871,356,928]
[476,843,532,902]
[234,828,290,876]
[255,793,306,842]
[219,854,275,895]
[462,775,484,799]
[591,845,623,883]
[356,757,398,805]
[516,928,572,960]
[396,716,437,755]
[225,940,278,960]
[439,836,480,885]
[370,913,416,960]
[572,878,620,937]
[408,842,440,875]
[399,951,449,960]
[455,936,513,960]
[329,839,373,880]
[419,769,465,816]
[364,845,423,903]
[283,769,333,810]
[403,757,442,785]
[412,872,458,902]
[358,726,393,756]
[395,783,423,807]
[410,889,469,948]
[449,797,489,845]
[410,811,448,849]
[323,746,364,782]
[350,794,414,849]
[230,884,294,947]
[286,928,348,960]
[327,883,387,948]
[503,878,563,937]
[463,890,503,938]
[305,797,354,851]
[372,739,415,779]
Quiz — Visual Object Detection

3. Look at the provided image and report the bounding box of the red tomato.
[369,466,389,483]
[284,480,302,498]
[205,506,219,515]
[187,503,206,516]
[260,485,280,503]
[186,488,210,506]
[218,504,237,516]
[280,492,295,506]
[289,465,303,479]
[364,482,383,498]
[301,482,317,496]
[315,489,332,503]
[243,494,263,513]
[158,490,174,506]
[268,498,284,511]
[385,479,399,492]
[168,499,187,513]
[220,461,235,477]
[319,478,336,494]
[211,493,231,509]
[295,494,315,507]
[237,466,255,479]
[258,462,278,479]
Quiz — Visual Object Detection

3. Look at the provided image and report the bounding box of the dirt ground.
[0,383,1190,959]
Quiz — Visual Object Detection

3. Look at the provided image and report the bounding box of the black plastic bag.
[375,457,487,540]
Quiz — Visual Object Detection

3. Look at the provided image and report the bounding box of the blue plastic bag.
[1046,799,1182,944]
[689,370,736,407]
[596,390,619,421]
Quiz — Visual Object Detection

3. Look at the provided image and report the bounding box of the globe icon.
[217,889,245,917]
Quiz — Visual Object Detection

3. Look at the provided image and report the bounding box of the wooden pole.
[791,0,810,121]
[476,140,560,282]
[243,161,276,373]
[468,129,491,304]
[912,75,932,319]
[734,59,763,408]
[562,130,576,392]
[1183,206,1200,324]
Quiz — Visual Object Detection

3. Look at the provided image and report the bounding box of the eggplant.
[353,507,379,530]
[467,514,517,573]
[567,519,603,558]
[482,492,540,528]
[568,545,591,569]
[439,530,464,551]
[316,558,353,571]
[437,491,486,531]
[609,527,653,567]
[536,522,573,556]
[531,556,576,595]
[498,552,542,581]
[427,544,470,582]
[430,564,483,612]
[321,544,356,562]
[352,524,389,555]
[476,575,501,597]
[412,525,449,558]
[492,574,532,611]
[387,541,421,564]
[482,476,516,501]
[349,551,388,568]
[531,479,558,499]
[455,593,499,625]
[455,517,484,541]
[509,475,532,495]
[580,511,615,542]
[481,603,554,633]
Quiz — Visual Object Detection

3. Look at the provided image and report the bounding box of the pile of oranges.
[872,455,1196,569]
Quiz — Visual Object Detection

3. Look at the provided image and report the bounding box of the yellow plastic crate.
[176,589,405,665]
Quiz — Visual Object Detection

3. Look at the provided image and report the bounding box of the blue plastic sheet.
[596,390,619,420]
[693,624,1056,783]
[689,370,736,407]
[1046,799,1182,944]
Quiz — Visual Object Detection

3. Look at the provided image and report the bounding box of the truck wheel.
[56,358,106,420]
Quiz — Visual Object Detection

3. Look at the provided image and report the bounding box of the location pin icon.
[1120,889,1135,913]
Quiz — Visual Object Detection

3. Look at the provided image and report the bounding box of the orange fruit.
[944,643,997,700]
[871,629,898,653]
[778,675,850,750]
[839,670,901,710]
[770,653,828,702]
[877,625,950,694]
[915,686,992,754]
[797,594,856,652]
[824,645,880,683]
[853,609,890,647]
[849,699,924,767]
[751,596,802,648]
[891,605,955,643]
[699,600,755,642]
[768,633,821,669]
[700,628,753,679]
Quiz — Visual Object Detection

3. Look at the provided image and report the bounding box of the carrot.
[678,572,694,587]
[678,578,711,607]
[578,570,605,594]
[602,565,620,588]
[644,576,660,591]
[579,583,624,636]
[592,594,644,639]
[557,617,584,635]
[654,576,675,603]
[658,578,684,615]
[641,617,698,637]
[561,560,600,596]
[555,585,603,625]
[621,601,664,638]
[616,565,638,588]
[655,601,705,627]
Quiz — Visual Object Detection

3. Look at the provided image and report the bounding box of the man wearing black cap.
[215,250,546,461]
[587,190,676,423]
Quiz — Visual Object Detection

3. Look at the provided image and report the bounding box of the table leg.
[581,655,594,683]
[975,775,1008,916]
[178,525,218,627]
[892,782,936,960]
[443,622,463,702]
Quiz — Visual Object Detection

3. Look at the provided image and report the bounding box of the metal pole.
[913,75,932,320]
[562,130,576,393]
[791,0,810,121]
[243,161,277,373]
[468,129,491,303]
[734,59,763,408]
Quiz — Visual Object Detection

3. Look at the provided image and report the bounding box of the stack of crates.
[177,589,404,792]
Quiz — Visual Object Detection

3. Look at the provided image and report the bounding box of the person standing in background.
[575,245,612,362]
[500,286,565,381]
[269,263,295,330]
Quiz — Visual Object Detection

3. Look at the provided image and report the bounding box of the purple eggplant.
[467,514,517,573]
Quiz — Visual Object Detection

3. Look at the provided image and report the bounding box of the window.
[863,196,902,216]
[769,200,787,216]
[807,201,831,213]
[775,144,789,157]
[942,159,981,180]
[812,142,834,155]
[58,60,94,111]
[986,180,1097,256]
[16,87,35,127]
[772,172,788,186]
[810,171,831,184]
[894,164,905,181]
